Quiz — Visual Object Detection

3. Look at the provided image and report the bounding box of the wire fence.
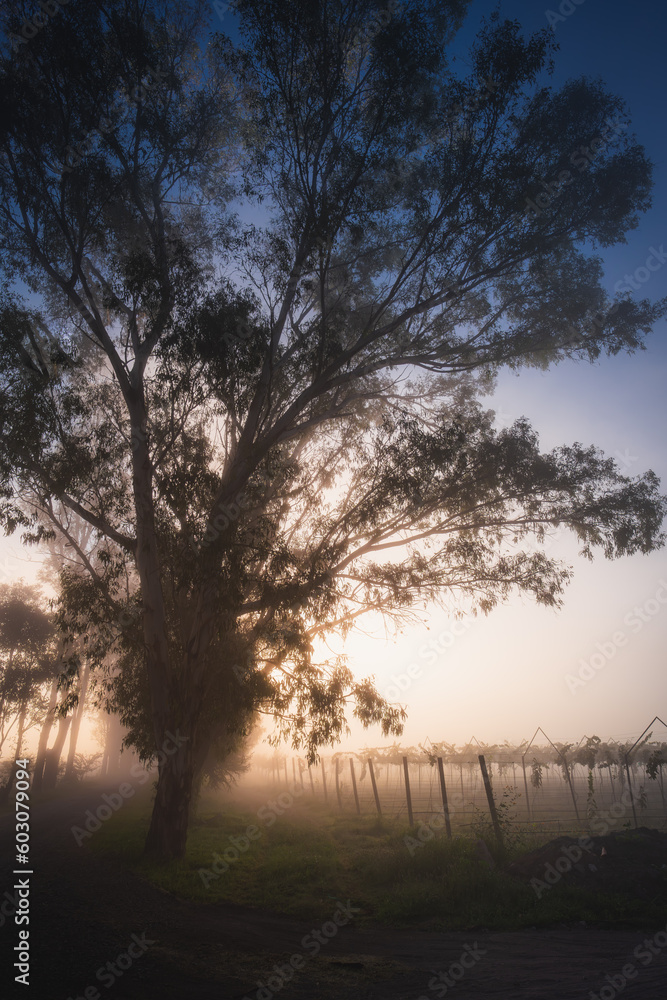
[250,716,667,836]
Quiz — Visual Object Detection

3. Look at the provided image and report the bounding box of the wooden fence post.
[437,757,452,838]
[335,757,342,811]
[402,756,414,826]
[624,754,638,828]
[368,758,382,816]
[559,750,580,823]
[521,755,531,820]
[321,760,328,803]
[478,754,504,851]
[349,758,361,815]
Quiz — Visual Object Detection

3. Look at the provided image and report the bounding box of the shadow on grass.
[88,792,665,931]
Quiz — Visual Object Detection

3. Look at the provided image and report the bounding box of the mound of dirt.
[508,826,667,901]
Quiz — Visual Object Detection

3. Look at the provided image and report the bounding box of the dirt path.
[1,789,666,999]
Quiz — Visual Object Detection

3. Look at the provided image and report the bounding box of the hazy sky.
[2,0,666,758]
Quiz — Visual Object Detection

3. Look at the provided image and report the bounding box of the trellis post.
[436,757,452,838]
[478,754,504,852]
[368,758,382,816]
[402,756,414,826]
[349,758,361,815]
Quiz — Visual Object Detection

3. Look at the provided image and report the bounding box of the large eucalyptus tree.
[0,0,664,857]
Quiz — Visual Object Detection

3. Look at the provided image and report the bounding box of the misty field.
[85,780,667,933]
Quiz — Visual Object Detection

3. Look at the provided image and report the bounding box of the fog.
[2,0,667,997]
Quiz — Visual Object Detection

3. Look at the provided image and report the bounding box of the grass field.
[87,785,665,931]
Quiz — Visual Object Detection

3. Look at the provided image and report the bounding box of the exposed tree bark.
[14,702,27,763]
[33,676,59,792]
[42,715,71,790]
[144,743,196,860]
[130,407,173,754]
[144,699,203,859]
[0,702,28,803]
[64,661,91,780]
[144,577,223,857]
[104,712,125,779]
[99,721,110,779]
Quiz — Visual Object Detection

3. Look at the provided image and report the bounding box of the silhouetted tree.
[0,582,57,795]
[0,1,665,857]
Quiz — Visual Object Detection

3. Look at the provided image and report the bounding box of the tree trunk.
[14,702,27,761]
[190,732,214,817]
[33,676,59,792]
[96,711,112,779]
[144,726,197,860]
[130,403,187,857]
[129,403,172,748]
[104,711,124,778]
[64,661,90,780]
[42,714,71,790]
[142,572,221,859]
[131,401,230,860]
[0,702,28,803]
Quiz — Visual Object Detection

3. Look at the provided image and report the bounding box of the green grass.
[88,791,665,931]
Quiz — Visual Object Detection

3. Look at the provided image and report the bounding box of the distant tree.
[92,708,126,780]
[30,516,97,787]
[68,750,103,782]
[63,658,91,780]
[0,0,665,858]
[195,714,264,797]
[32,672,59,790]
[0,582,57,794]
